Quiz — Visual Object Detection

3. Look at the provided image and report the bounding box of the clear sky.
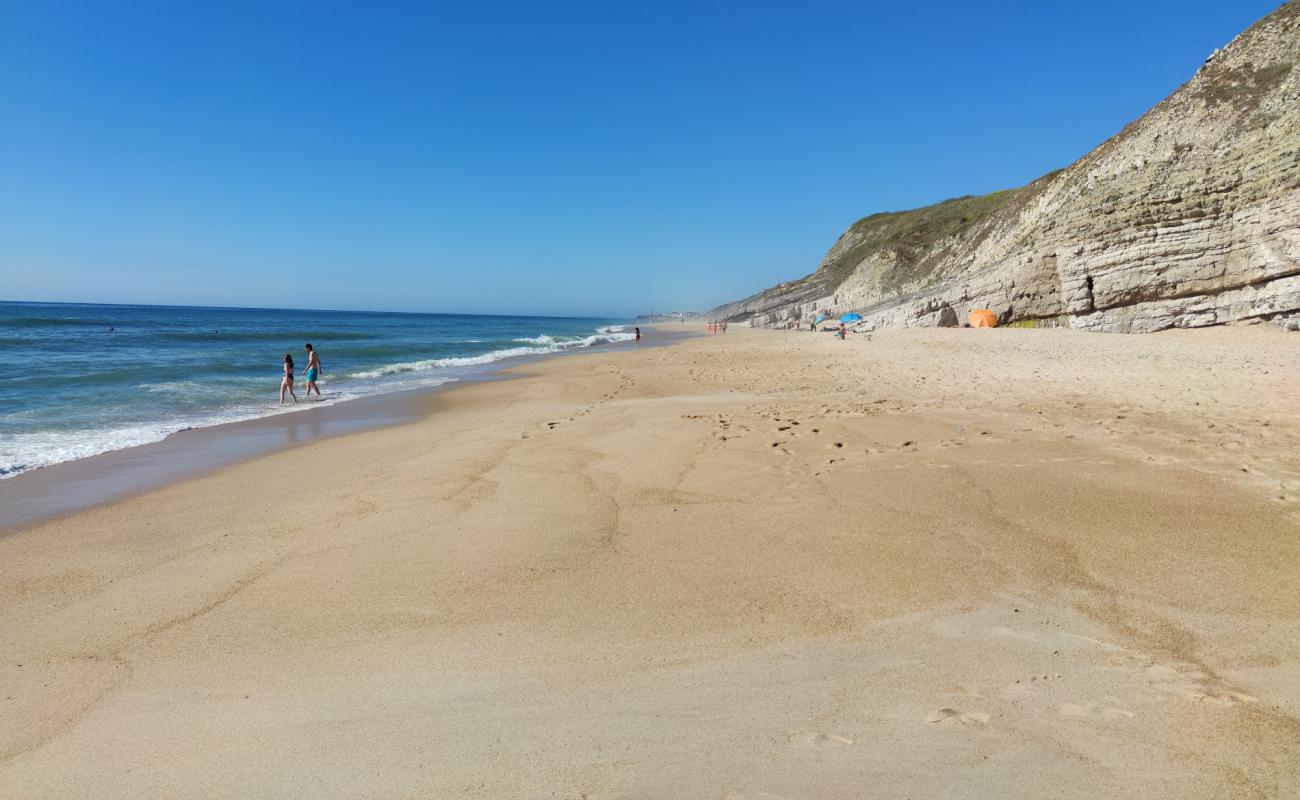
[0,0,1282,317]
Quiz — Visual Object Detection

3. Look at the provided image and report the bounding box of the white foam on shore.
[1,424,182,478]
[352,332,635,379]
[0,377,457,478]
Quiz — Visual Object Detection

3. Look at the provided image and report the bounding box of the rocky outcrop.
[715,1,1300,333]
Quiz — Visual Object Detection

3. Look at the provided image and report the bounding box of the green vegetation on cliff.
[821,189,1022,290]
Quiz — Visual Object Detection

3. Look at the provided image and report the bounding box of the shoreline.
[0,325,687,532]
[3,324,1297,798]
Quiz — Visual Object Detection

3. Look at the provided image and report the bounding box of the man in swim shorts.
[304,343,322,397]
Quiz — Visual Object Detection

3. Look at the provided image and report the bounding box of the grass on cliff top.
[820,189,1023,289]
[1192,61,1293,112]
[729,168,1062,314]
[1187,1,1297,113]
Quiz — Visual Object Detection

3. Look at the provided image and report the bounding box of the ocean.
[0,301,633,478]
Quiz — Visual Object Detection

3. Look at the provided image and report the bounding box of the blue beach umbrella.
[840,313,862,323]
[813,314,827,326]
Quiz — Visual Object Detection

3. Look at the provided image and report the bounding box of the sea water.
[0,301,633,477]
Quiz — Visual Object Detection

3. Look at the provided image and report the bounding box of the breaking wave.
[352,331,635,379]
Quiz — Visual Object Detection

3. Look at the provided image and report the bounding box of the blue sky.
[0,0,1281,316]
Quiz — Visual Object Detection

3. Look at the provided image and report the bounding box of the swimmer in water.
[280,353,298,404]
[303,343,322,397]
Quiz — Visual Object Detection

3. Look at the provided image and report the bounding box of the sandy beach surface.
[3,325,1298,799]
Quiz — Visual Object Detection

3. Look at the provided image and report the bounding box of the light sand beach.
[2,326,1298,798]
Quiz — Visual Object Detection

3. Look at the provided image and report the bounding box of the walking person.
[634,326,642,343]
[303,343,322,398]
[280,354,298,405]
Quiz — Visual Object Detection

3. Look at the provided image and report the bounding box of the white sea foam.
[1,424,180,478]
[351,332,635,379]
[351,348,538,378]
[0,400,334,478]
[0,376,456,478]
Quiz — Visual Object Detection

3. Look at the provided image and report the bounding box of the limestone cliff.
[715,2,1300,333]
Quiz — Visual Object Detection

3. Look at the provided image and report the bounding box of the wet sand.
[2,325,1298,798]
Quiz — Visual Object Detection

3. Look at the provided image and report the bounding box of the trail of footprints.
[680,413,751,444]
[522,365,636,438]
[788,649,1256,753]
[683,407,1002,477]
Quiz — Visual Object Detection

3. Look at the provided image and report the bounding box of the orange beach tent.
[968,309,998,328]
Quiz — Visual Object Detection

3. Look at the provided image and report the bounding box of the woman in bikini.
[280,353,298,405]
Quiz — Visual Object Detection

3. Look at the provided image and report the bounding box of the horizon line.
[0,297,659,321]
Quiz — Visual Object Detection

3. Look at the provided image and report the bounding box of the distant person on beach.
[280,354,298,404]
[303,343,322,397]
[838,323,847,340]
[635,326,642,342]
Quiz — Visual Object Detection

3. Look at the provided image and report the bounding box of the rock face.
[715,2,1300,333]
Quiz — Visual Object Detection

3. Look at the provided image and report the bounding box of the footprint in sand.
[1185,686,1257,706]
[1068,637,1260,710]
[790,731,855,747]
[1000,683,1038,701]
[991,625,1038,642]
[926,708,990,729]
[1059,701,1136,720]
[1144,663,1258,706]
